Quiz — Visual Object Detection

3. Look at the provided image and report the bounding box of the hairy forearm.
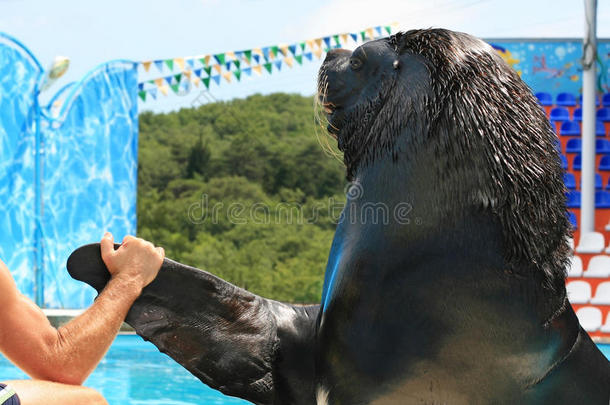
[46,276,141,384]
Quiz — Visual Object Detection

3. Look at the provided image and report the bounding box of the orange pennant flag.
[184,70,192,79]
[284,56,294,68]
[213,64,222,74]
[193,77,200,87]
[367,28,375,39]
[225,51,235,61]
[154,78,164,87]
[279,45,289,57]
[314,38,323,48]
[222,71,232,82]
[159,85,169,96]
[203,55,211,66]
[175,58,185,71]
[252,65,262,75]
[306,40,315,50]
[341,34,348,44]
[141,61,152,72]
[313,48,323,59]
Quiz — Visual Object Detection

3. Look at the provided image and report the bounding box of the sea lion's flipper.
[67,243,319,405]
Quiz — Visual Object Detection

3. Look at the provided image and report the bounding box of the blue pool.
[0,336,608,404]
[0,334,250,404]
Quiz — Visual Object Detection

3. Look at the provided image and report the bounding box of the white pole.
[579,0,597,241]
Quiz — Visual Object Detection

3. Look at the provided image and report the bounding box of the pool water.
[0,334,250,404]
[0,336,608,404]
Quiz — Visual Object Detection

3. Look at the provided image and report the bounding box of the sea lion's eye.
[349,58,363,71]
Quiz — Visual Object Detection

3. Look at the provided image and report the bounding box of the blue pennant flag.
[164,76,173,85]
[243,67,252,76]
[211,75,221,85]
[274,60,282,71]
[375,26,382,36]
[194,68,202,77]
[253,54,260,64]
[350,33,358,42]
[225,62,232,71]
[235,51,243,60]
[288,44,297,55]
[154,60,164,72]
[149,88,157,99]
[137,83,144,91]
[262,47,270,60]
[304,52,313,61]
[187,58,195,69]
[323,37,331,48]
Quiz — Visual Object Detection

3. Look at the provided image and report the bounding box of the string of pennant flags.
[136,23,399,102]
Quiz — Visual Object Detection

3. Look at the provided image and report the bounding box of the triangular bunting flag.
[323,37,331,48]
[174,73,182,82]
[304,52,313,61]
[253,54,260,64]
[165,59,174,70]
[234,60,240,69]
[222,71,232,83]
[194,68,202,77]
[244,50,252,62]
[187,58,195,69]
[170,83,180,93]
[148,79,155,84]
[141,61,152,72]
[225,51,235,61]
[175,58,185,70]
[183,71,191,79]
[306,39,315,49]
[235,51,243,60]
[300,41,307,51]
[138,83,144,91]
[214,53,225,65]
[333,35,340,46]
[213,64,222,74]
[271,46,279,59]
[212,75,221,85]
[263,62,272,73]
[314,38,323,48]
[341,33,348,44]
[274,60,282,71]
[288,44,297,55]
[159,85,169,96]
[202,77,210,88]
[279,45,289,56]
[226,62,232,71]
[199,55,210,66]
[375,26,382,36]
[193,76,200,87]
[360,31,367,41]
[295,55,303,65]
[154,78,164,87]
[164,76,173,85]
[367,28,375,39]
[284,57,294,68]
[234,69,241,81]
[313,48,323,59]
[253,65,262,75]
[350,33,358,42]
[204,66,212,76]
[262,47,271,61]
[138,90,146,101]
[149,88,157,99]
[243,67,252,76]
[154,60,164,72]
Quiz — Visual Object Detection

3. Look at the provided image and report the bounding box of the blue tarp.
[0,33,138,308]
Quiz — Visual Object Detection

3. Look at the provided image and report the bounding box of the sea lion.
[67,28,610,404]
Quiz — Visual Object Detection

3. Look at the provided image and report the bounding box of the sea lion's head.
[318,28,570,296]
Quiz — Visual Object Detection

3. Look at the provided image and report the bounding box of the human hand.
[100,232,164,291]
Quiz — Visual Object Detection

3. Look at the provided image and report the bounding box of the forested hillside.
[137,93,346,303]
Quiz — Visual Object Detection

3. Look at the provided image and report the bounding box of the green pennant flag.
[148,79,155,84]
[138,90,147,101]
[202,77,210,89]
[165,59,174,70]
[244,50,252,62]
[234,60,241,69]
[271,46,279,57]
[300,41,306,51]
[199,57,207,66]
[385,25,392,35]
[170,83,180,93]
[263,62,272,73]
[234,69,241,81]
[174,73,182,82]
[204,66,212,76]
[360,31,366,41]
[333,35,340,46]
[295,55,303,65]
[215,53,225,65]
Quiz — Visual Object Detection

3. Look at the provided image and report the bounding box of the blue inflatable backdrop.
[0,33,138,308]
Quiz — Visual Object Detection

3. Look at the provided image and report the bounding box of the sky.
[1,0,610,113]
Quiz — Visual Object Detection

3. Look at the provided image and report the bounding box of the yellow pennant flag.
[314,38,323,49]
[213,64,222,74]
[313,48,323,59]
[159,85,169,96]
[175,57,185,71]
[284,56,294,68]
[141,61,152,72]
[192,76,200,87]
[306,40,315,50]
[252,65,262,75]
[202,55,211,66]
[366,28,375,39]
[341,34,348,44]
[183,70,192,79]
[225,51,235,61]
[222,71,232,83]
[154,78,164,87]
[252,48,263,57]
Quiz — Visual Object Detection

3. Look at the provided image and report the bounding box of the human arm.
[0,233,164,385]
